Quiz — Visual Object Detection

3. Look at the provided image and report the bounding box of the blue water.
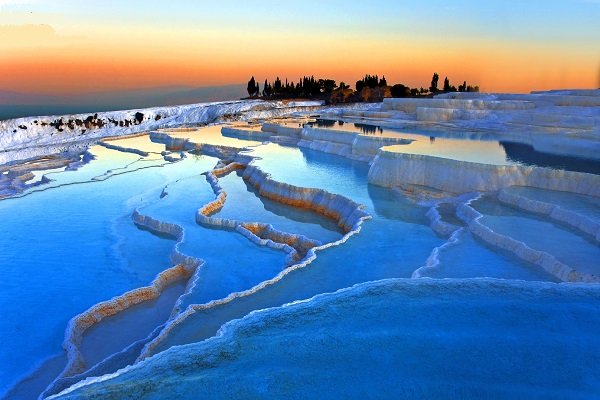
[474,197,600,275]
[504,186,600,222]
[137,167,289,309]
[56,279,600,400]
[149,142,549,355]
[80,281,187,369]
[300,119,600,173]
[0,147,189,393]
[422,229,560,281]
[215,171,343,243]
[1,125,599,399]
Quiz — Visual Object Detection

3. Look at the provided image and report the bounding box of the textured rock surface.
[0,100,322,158]
[368,149,600,196]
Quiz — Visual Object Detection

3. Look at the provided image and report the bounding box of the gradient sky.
[1,0,599,95]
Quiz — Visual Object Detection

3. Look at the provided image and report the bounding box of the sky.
[1,0,599,96]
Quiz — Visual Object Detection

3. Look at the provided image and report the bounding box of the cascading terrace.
[1,89,599,399]
[36,131,371,399]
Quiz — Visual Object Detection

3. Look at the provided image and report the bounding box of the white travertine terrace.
[0,152,92,198]
[25,130,370,372]
[498,188,600,243]
[146,90,600,289]
[239,223,321,262]
[456,196,599,283]
[197,162,322,264]
[250,89,600,284]
[368,150,600,195]
[138,202,369,362]
[220,127,272,140]
[0,100,323,157]
[133,137,371,361]
[44,199,205,399]
[132,210,202,268]
[242,164,369,232]
[425,202,462,237]
[381,98,534,122]
[261,123,303,137]
[149,130,242,159]
[42,323,165,399]
[411,193,475,278]
[39,135,371,398]
[221,126,301,146]
[51,278,600,400]
[4,89,600,398]
[294,127,410,161]
[381,98,537,113]
[49,264,197,393]
[412,227,465,279]
[96,141,150,157]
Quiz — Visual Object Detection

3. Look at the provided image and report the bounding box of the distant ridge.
[0,84,246,120]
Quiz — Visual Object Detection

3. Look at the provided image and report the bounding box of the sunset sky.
[1,0,599,96]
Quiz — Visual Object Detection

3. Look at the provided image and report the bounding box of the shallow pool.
[304,119,600,172]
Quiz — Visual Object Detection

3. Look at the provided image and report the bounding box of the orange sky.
[1,1,599,95]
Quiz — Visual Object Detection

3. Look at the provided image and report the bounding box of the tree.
[356,80,365,92]
[273,77,282,94]
[319,79,337,94]
[263,81,272,97]
[247,76,257,97]
[391,84,410,98]
[356,74,380,92]
[365,74,378,88]
[379,75,387,87]
[443,76,450,92]
[339,82,349,90]
[430,73,439,93]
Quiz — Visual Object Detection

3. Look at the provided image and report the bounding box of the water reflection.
[501,142,600,175]
[303,119,600,174]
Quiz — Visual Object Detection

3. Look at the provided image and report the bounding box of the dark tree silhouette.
[391,84,410,98]
[274,77,282,94]
[356,79,365,92]
[319,79,337,94]
[443,76,450,92]
[356,74,381,92]
[364,74,379,88]
[430,73,439,93]
[248,71,477,101]
[247,76,257,97]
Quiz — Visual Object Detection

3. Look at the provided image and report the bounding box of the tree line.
[247,72,479,100]
[390,73,479,98]
[247,75,340,98]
